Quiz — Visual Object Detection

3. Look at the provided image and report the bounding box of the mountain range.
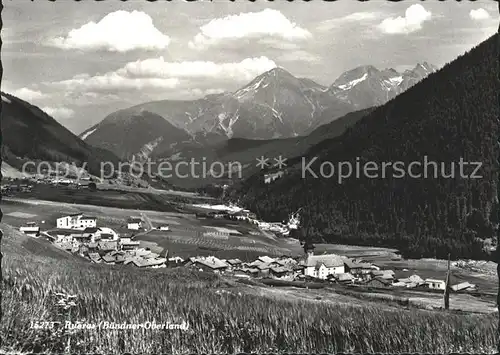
[231,34,498,260]
[80,63,437,162]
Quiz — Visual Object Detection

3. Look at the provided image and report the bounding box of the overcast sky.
[2,0,497,134]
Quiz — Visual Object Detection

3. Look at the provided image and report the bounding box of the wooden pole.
[0,0,4,324]
[443,253,451,310]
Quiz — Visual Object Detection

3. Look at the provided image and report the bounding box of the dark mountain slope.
[1,92,120,176]
[232,34,499,260]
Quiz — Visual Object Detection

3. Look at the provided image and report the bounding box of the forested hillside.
[232,34,499,260]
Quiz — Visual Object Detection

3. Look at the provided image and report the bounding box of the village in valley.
[16,200,479,295]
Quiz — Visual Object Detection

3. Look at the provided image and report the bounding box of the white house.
[425,278,446,290]
[82,227,119,241]
[127,217,143,230]
[158,225,170,231]
[304,254,345,279]
[56,213,97,229]
[120,237,140,250]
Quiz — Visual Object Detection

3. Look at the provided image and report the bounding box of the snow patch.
[80,128,97,141]
[388,76,403,85]
[337,73,368,90]
[234,77,266,100]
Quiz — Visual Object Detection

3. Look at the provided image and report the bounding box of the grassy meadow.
[1,224,498,353]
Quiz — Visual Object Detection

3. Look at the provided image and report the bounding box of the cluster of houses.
[2,175,95,195]
[18,213,170,268]
[173,250,477,292]
[2,182,33,194]
[17,210,477,293]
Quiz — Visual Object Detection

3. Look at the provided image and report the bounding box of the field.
[4,197,498,295]
[8,184,212,214]
[2,196,498,329]
[1,224,497,353]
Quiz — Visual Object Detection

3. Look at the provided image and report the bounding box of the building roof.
[306,254,344,268]
[451,282,476,291]
[276,258,294,266]
[392,281,407,287]
[227,259,242,265]
[98,241,118,251]
[380,273,394,280]
[195,256,228,269]
[258,256,276,264]
[80,216,96,220]
[255,262,272,270]
[366,277,392,286]
[53,230,72,236]
[270,266,291,274]
[102,254,116,263]
[127,218,142,224]
[241,267,259,274]
[88,252,101,262]
[83,227,100,233]
[344,259,372,269]
[132,258,167,267]
[336,273,355,282]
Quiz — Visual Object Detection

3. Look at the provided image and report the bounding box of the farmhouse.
[258,256,276,264]
[158,225,170,231]
[363,277,392,288]
[128,258,167,268]
[193,256,228,274]
[397,274,425,287]
[120,237,140,250]
[127,217,143,230]
[97,240,118,252]
[269,266,293,279]
[334,273,355,284]
[81,227,119,241]
[88,252,101,263]
[344,260,373,276]
[226,259,243,267]
[19,222,40,236]
[425,279,446,290]
[56,213,97,230]
[304,254,345,279]
[371,270,395,280]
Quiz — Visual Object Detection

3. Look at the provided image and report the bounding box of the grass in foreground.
[1,226,497,353]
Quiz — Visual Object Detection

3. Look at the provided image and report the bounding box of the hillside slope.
[1,93,120,177]
[233,34,499,260]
